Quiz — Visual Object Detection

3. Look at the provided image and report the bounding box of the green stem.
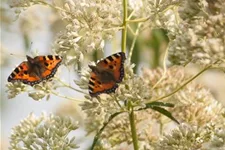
[51,90,83,102]
[159,121,163,134]
[104,26,124,31]
[128,23,142,62]
[129,106,139,150]
[151,43,169,90]
[128,25,135,35]
[128,16,150,23]
[55,77,87,94]
[121,0,128,53]
[35,0,70,13]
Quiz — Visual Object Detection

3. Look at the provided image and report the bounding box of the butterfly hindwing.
[89,72,118,97]
[8,62,42,85]
[97,52,126,82]
[88,52,126,97]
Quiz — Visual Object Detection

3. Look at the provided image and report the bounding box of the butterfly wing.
[89,72,118,97]
[88,52,126,97]
[8,62,42,85]
[8,55,62,86]
[97,52,126,82]
[34,55,62,80]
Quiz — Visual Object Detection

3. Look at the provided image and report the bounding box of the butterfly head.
[26,55,36,64]
[26,55,33,60]
[88,65,98,73]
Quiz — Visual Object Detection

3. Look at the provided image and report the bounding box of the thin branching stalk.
[55,77,87,94]
[103,26,124,31]
[128,16,151,23]
[112,95,122,108]
[128,25,136,35]
[128,23,142,62]
[121,0,128,53]
[159,121,163,134]
[128,1,180,23]
[51,90,83,102]
[35,0,70,13]
[151,43,169,90]
[148,61,218,103]
[128,10,135,20]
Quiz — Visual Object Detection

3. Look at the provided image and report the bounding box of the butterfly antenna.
[6,42,33,59]
[7,52,25,59]
[29,42,33,52]
[28,42,34,56]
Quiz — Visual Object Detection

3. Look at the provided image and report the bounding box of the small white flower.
[129,0,143,11]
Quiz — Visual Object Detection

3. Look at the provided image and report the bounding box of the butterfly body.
[26,56,46,78]
[8,55,62,86]
[89,52,126,97]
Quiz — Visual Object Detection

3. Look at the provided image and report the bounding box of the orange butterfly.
[88,52,126,97]
[8,55,62,86]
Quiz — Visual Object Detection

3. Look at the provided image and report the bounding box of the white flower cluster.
[6,82,27,99]
[53,0,122,65]
[168,0,225,65]
[155,122,225,150]
[169,14,225,65]
[6,79,60,101]
[178,0,207,20]
[10,113,79,149]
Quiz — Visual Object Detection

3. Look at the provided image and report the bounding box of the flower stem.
[128,16,150,23]
[149,62,217,103]
[51,90,83,102]
[128,23,142,62]
[151,43,169,90]
[121,0,128,53]
[129,106,139,150]
[35,0,70,13]
[55,77,86,94]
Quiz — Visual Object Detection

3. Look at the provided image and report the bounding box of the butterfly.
[8,55,62,86]
[88,52,126,97]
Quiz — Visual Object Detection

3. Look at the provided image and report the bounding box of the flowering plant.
[4,0,225,149]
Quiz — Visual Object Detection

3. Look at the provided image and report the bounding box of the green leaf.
[150,106,179,124]
[146,101,175,107]
[137,102,179,124]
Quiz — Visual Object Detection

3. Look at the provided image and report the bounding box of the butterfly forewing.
[97,52,126,82]
[8,62,42,85]
[35,55,62,80]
